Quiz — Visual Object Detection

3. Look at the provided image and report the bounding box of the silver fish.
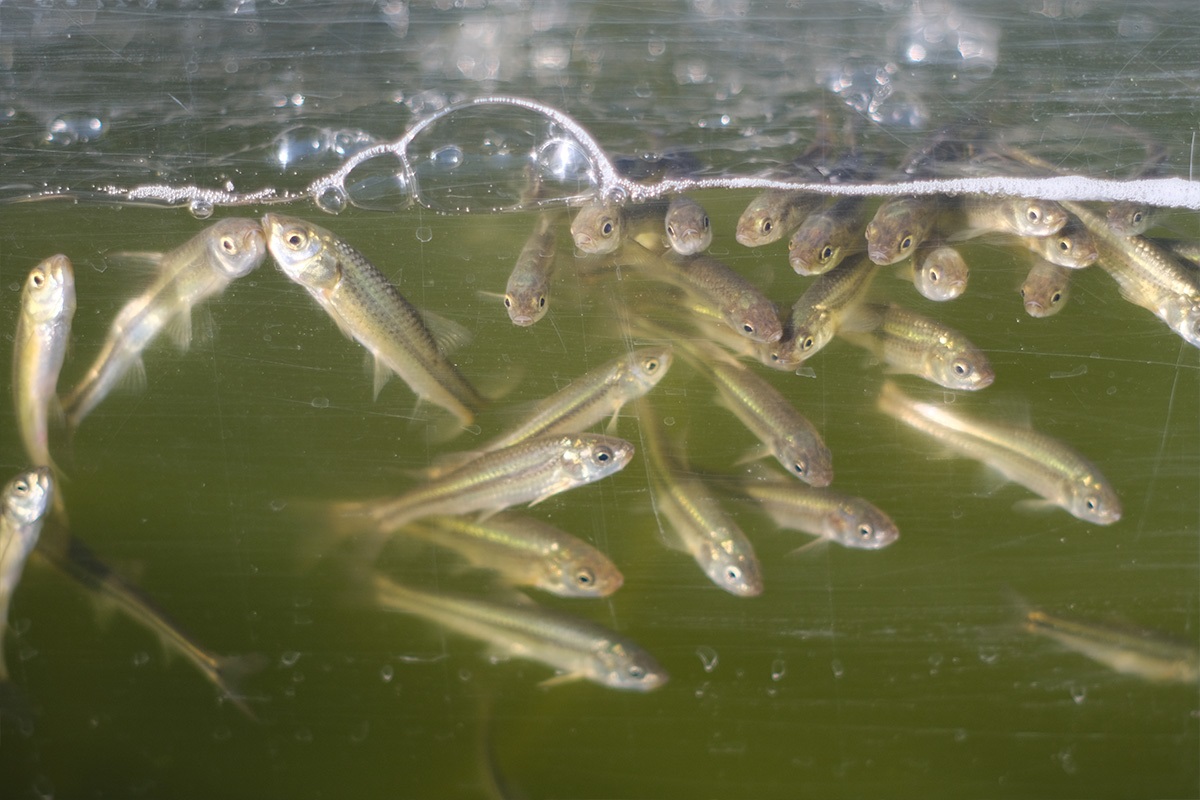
[570,201,667,255]
[13,255,75,473]
[1024,608,1198,684]
[345,433,635,533]
[839,303,994,391]
[505,211,558,326]
[736,190,821,247]
[63,219,266,429]
[373,575,668,691]
[396,514,624,598]
[0,468,52,681]
[263,213,486,425]
[637,396,763,597]
[740,477,898,550]
[1019,216,1098,269]
[877,381,1121,525]
[865,196,941,265]
[664,195,712,255]
[769,255,878,370]
[1106,202,1162,236]
[910,244,968,301]
[958,196,1067,238]
[1020,258,1072,318]
[787,196,867,276]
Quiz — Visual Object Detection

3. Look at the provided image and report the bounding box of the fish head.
[916,247,968,301]
[770,315,829,369]
[626,346,674,389]
[1070,474,1122,526]
[787,217,841,276]
[829,501,900,549]
[2,467,52,527]
[935,347,995,391]
[561,434,635,483]
[778,435,833,487]
[1106,202,1153,235]
[735,200,783,247]
[543,548,624,598]
[1171,299,1200,348]
[866,201,925,265]
[726,297,783,344]
[570,204,621,254]
[594,640,669,692]
[664,200,711,255]
[701,539,763,597]
[1012,199,1068,237]
[503,288,548,327]
[207,218,268,279]
[1020,277,1068,318]
[263,214,339,289]
[22,254,75,324]
[1047,225,1098,268]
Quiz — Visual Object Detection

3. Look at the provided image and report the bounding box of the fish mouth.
[510,313,536,327]
[867,246,895,265]
[1024,301,1045,316]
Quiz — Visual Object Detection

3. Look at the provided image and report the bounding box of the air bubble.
[311,397,329,409]
[603,186,629,205]
[344,154,413,212]
[315,185,348,215]
[430,144,465,170]
[380,664,394,683]
[696,645,719,673]
[272,126,329,169]
[831,659,845,678]
[415,226,433,243]
[268,499,287,512]
[770,658,786,681]
[1069,684,1087,705]
[132,651,151,667]
[458,668,472,682]
[280,651,302,667]
[188,198,215,219]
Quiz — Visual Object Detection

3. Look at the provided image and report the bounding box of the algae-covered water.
[0,3,1197,798]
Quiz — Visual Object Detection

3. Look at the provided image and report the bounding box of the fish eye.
[761,220,773,234]
[725,565,743,583]
[953,360,971,377]
[1132,211,1144,223]
[900,236,913,251]
[793,460,807,476]
[666,224,675,237]
[1058,238,1071,252]
[1027,207,1041,223]
[928,267,941,282]
[503,295,512,308]
[627,664,646,680]
[575,567,595,586]
[1085,497,1098,512]
[1051,292,1062,304]
[30,270,45,288]
[1020,288,1026,298]
[13,479,29,495]
[702,216,710,230]
[601,220,614,236]
[801,336,815,351]
[595,446,613,463]
[285,230,307,249]
[538,295,546,308]
[644,358,659,372]
[220,235,237,253]
[820,245,835,261]
[858,523,874,539]
[743,322,755,333]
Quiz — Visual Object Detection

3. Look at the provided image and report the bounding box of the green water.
[0,191,1196,798]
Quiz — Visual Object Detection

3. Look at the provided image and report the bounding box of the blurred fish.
[736,190,821,247]
[876,381,1121,525]
[0,468,52,683]
[637,396,763,597]
[373,575,667,691]
[908,243,968,301]
[865,196,941,265]
[787,196,867,276]
[1018,216,1097,269]
[664,195,712,255]
[1020,258,1071,318]
[956,196,1067,239]
[1062,201,1200,348]
[681,346,833,486]
[1024,608,1199,684]
[570,200,668,255]
[1106,202,1162,236]
[740,476,898,550]
[396,514,623,598]
[769,255,877,370]
[263,213,486,425]
[504,211,559,326]
[63,218,266,429]
[1166,239,1200,266]
[343,433,634,534]
[840,303,994,391]
[13,255,75,475]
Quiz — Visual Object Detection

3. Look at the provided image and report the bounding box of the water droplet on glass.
[457,668,472,682]
[977,646,999,665]
[831,659,845,678]
[770,658,786,681]
[415,226,433,243]
[272,126,329,169]
[696,645,719,673]
[268,499,287,512]
[132,651,151,667]
[311,397,329,409]
[344,154,412,212]
[280,650,302,667]
[380,664,394,683]
[430,144,465,170]
[315,185,348,215]
[188,198,215,219]
[663,416,676,427]
[534,137,596,197]
[1069,684,1087,705]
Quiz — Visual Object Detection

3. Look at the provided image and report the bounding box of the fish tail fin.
[213,653,270,721]
[292,498,390,572]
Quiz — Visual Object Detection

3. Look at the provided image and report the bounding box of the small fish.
[479,346,672,453]
[0,468,52,682]
[787,197,867,275]
[263,213,486,425]
[957,196,1067,238]
[681,346,833,485]
[397,514,624,598]
[1166,239,1200,266]
[570,201,667,255]
[664,195,712,255]
[13,255,75,474]
[736,190,821,247]
[1024,608,1199,684]
[876,381,1121,525]
[1018,217,1098,269]
[909,244,968,301]
[864,196,941,265]
[38,530,266,718]
[769,255,877,370]
[740,477,898,550]
[345,433,635,534]
[373,575,668,691]
[840,303,994,391]
[63,218,266,429]
[1106,201,1162,236]
[504,212,558,326]
[1020,258,1072,318]
[1062,201,1200,348]
[637,397,763,597]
